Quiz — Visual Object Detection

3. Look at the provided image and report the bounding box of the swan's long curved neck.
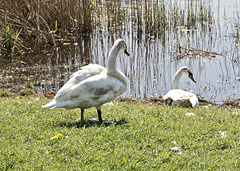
[107,45,127,85]
[172,71,182,89]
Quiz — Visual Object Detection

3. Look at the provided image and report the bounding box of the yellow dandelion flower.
[56,133,63,137]
[50,136,58,141]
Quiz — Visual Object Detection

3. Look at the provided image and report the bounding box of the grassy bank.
[0,95,240,170]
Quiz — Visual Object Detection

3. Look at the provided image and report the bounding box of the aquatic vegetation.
[0,89,13,97]
[0,0,213,54]
[18,88,35,96]
[0,0,239,104]
[0,16,21,55]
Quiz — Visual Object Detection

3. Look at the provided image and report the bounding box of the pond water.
[0,0,240,104]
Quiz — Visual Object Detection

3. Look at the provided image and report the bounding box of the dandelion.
[56,133,63,137]
[50,133,63,140]
[50,136,58,141]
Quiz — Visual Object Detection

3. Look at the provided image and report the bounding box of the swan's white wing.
[44,73,126,109]
[163,89,187,101]
[56,64,106,98]
[163,89,198,107]
[42,64,107,108]
[69,64,106,80]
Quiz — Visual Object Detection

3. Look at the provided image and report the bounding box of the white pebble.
[186,113,195,116]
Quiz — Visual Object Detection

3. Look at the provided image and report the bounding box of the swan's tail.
[190,96,199,107]
[42,99,57,109]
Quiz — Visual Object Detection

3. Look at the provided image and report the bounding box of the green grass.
[0,96,240,170]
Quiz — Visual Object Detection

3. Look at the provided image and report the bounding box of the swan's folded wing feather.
[69,64,106,80]
[56,64,107,98]
[163,89,185,101]
[53,74,126,109]
[163,89,198,107]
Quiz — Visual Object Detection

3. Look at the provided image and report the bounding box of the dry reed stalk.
[0,0,213,55]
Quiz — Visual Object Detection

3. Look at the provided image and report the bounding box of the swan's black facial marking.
[188,71,196,83]
[116,39,130,56]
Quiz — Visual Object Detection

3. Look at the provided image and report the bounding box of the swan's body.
[42,39,130,121]
[163,67,199,107]
[163,89,198,107]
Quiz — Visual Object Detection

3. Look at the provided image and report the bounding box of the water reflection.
[0,0,239,104]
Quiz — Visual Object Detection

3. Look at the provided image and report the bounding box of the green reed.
[0,0,213,55]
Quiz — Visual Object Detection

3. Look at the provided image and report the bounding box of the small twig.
[172,43,224,59]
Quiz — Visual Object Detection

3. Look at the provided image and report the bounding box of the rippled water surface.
[1,0,240,104]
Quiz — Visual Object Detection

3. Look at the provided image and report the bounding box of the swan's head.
[115,39,130,56]
[180,67,196,83]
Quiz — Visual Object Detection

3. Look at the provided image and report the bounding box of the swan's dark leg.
[74,109,85,123]
[81,109,84,120]
[97,110,102,122]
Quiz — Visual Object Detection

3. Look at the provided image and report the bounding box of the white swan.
[163,67,199,107]
[42,39,130,122]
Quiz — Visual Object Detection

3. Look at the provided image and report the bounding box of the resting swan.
[42,39,130,122]
[163,67,199,107]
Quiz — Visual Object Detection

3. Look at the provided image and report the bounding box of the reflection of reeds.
[0,0,213,54]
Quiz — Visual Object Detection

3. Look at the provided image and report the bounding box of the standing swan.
[163,67,199,107]
[42,39,130,122]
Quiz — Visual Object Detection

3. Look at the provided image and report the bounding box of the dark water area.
[0,0,240,104]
